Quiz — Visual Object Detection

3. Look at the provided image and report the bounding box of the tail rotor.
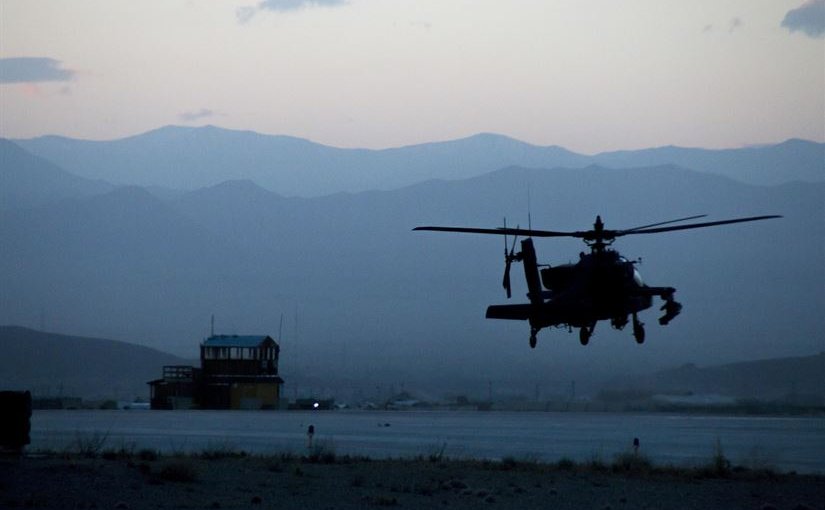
[502,218,519,299]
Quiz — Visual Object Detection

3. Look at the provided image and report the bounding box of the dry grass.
[4,449,822,510]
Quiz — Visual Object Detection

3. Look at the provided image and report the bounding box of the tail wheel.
[579,327,590,346]
[633,324,645,344]
[633,314,645,344]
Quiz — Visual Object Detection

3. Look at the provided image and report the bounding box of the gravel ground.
[2,453,824,510]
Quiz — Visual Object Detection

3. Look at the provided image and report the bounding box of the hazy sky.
[1,1,823,152]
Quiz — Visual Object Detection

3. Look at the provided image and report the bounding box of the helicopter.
[414,214,781,348]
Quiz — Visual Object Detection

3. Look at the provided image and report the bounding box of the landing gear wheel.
[529,328,538,349]
[633,314,645,344]
[579,327,590,346]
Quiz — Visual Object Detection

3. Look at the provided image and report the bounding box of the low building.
[147,365,200,410]
[148,335,284,410]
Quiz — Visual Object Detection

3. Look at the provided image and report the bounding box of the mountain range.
[10,126,824,197]
[1,128,823,398]
[0,139,113,210]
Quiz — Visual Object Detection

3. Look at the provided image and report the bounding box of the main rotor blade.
[414,226,515,235]
[414,226,578,237]
[621,214,707,233]
[621,215,782,235]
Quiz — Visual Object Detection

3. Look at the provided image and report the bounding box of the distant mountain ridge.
[0,139,113,210]
[592,138,824,188]
[11,126,823,196]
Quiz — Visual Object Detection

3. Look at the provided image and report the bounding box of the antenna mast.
[278,313,284,341]
[527,185,532,232]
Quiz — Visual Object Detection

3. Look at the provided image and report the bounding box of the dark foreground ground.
[1,451,823,510]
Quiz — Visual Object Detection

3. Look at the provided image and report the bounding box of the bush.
[587,453,608,473]
[612,452,653,474]
[427,442,447,463]
[200,439,244,460]
[306,440,336,464]
[71,431,109,458]
[158,461,198,483]
[102,441,137,461]
[138,449,159,461]
[499,456,519,470]
[556,457,576,471]
[707,439,731,477]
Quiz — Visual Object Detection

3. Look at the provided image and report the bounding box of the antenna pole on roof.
[527,185,532,233]
[210,314,215,337]
[278,313,284,342]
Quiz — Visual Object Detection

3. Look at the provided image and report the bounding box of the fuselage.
[534,248,653,328]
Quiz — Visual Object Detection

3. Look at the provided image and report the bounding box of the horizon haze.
[1,1,823,152]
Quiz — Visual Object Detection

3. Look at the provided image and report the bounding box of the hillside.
[0,326,188,400]
[608,353,825,403]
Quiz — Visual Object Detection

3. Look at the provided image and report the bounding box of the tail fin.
[520,238,543,306]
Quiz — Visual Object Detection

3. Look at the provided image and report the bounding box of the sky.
[1,0,823,153]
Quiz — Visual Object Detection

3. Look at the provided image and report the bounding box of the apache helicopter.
[414,214,780,348]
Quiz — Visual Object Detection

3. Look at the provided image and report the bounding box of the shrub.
[612,452,653,474]
[707,439,731,477]
[428,442,447,463]
[158,461,198,483]
[499,456,519,470]
[587,456,609,473]
[138,449,159,461]
[200,439,243,460]
[71,431,109,458]
[556,457,576,471]
[306,440,336,464]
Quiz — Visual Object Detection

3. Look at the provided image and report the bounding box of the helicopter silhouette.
[414,214,781,348]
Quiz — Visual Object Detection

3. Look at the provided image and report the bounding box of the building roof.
[202,335,275,348]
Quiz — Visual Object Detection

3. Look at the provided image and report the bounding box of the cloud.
[0,57,75,84]
[237,0,347,23]
[701,17,743,35]
[258,0,347,12]
[782,0,825,38]
[179,108,217,122]
[410,20,433,31]
[237,6,258,23]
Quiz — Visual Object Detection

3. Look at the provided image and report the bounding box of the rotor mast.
[584,215,614,253]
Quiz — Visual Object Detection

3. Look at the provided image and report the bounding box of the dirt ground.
[1,453,824,510]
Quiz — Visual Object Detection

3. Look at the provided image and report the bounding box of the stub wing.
[486,304,533,321]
